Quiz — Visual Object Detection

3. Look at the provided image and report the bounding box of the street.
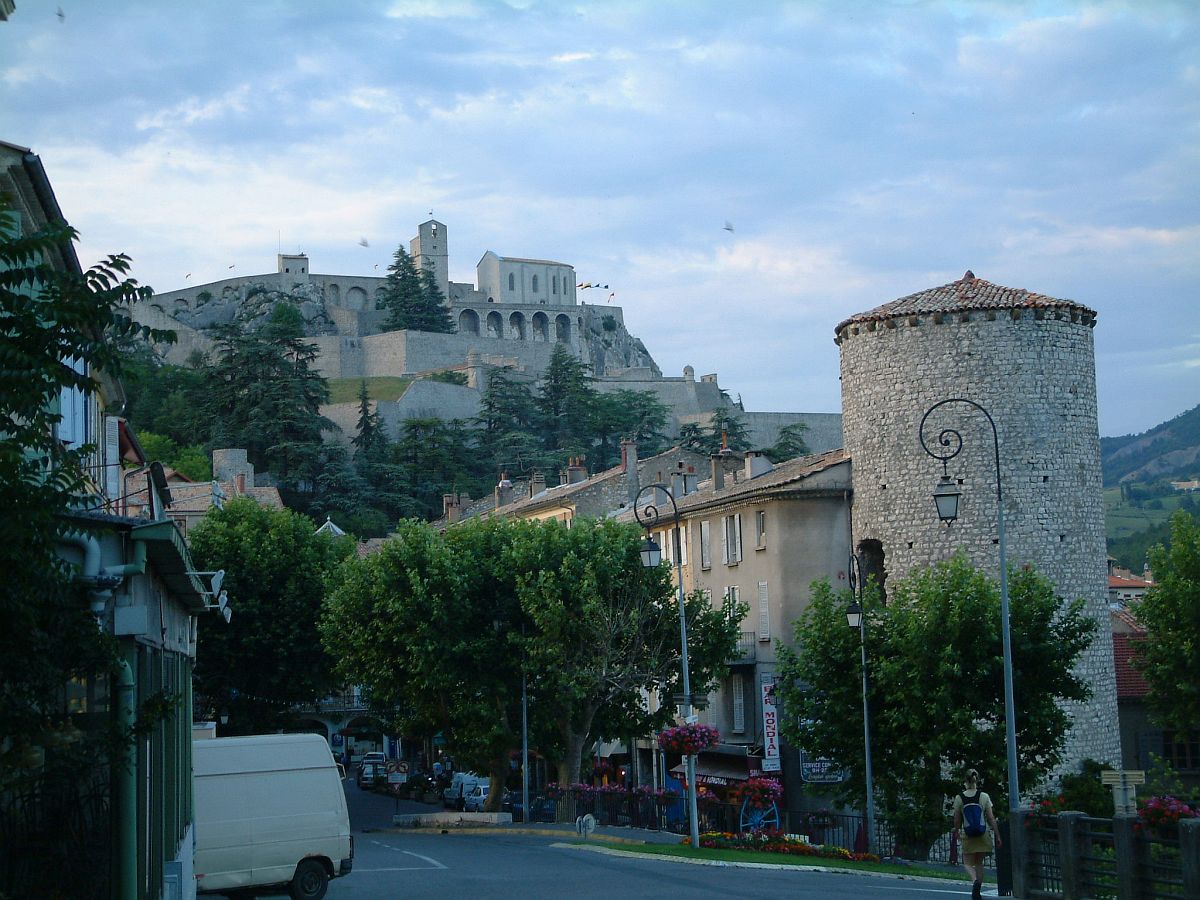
[326,779,996,900]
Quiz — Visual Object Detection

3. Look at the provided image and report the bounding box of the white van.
[442,771,484,809]
[194,733,353,899]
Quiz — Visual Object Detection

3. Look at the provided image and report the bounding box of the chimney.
[531,472,547,495]
[495,473,513,508]
[567,456,588,484]
[710,455,725,493]
[745,451,774,480]
[236,473,246,495]
[443,492,464,523]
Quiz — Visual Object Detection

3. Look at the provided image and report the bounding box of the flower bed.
[1136,795,1198,834]
[688,829,879,863]
[657,723,720,755]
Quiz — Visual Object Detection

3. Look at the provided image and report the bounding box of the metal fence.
[0,767,112,899]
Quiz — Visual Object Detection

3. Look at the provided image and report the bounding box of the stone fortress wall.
[137,219,843,455]
[836,273,1120,779]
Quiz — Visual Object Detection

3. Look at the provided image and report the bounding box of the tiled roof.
[1109,574,1152,589]
[835,272,1096,336]
[1112,632,1151,699]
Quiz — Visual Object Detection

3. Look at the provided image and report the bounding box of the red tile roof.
[1112,632,1151,699]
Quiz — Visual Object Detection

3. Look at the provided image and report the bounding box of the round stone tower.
[835,271,1119,778]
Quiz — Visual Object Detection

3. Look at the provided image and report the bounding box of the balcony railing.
[730,631,757,663]
[304,692,369,713]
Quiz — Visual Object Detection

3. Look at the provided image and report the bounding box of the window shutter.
[732,674,746,733]
[721,516,729,565]
[678,526,688,566]
[104,416,121,504]
[757,581,770,641]
[700,520,711,568]
[734,514,743,562]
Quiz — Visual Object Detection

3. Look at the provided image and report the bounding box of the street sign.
[387,771,405,784]
[1101,769,1145,815]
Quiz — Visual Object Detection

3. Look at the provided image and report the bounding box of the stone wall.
[838,307,1120,778]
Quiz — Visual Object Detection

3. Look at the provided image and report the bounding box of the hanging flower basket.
[657,723,720,756]
[732,777,784,809]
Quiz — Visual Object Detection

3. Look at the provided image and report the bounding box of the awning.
[670,758,751,787]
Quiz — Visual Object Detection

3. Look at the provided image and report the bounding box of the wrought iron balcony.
[730,631,757,664]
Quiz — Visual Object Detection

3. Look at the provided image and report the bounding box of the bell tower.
[411,219,449,301]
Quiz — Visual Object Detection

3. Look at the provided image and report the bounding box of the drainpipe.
[115,655,137,900]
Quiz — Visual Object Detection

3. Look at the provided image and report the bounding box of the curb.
[374,825,671,846]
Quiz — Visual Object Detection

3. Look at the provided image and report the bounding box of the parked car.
[464,783,490,812]
[357,763,383,789]
[360,751,385,768]
[442,772,484,810]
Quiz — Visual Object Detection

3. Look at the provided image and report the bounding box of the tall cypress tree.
[378,245,455,333]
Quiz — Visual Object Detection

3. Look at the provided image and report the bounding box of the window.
[757,581,770,641]
[661,526,689,568]
[700,521,711,569]
[755,510,767,548]
[732,673,746,733]
[722,514,743,565]
[553,276,559,294]
[532,274,539,292]
[508,273,515,291]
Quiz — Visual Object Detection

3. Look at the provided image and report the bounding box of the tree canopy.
[1134,510,1200,733]
[776,554,1095,856]
[377,245,455,334]
[321,516,744,792]
[189,497,353,734]
[0,205,173,771]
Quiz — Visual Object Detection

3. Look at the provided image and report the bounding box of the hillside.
[1100,403,1200,486]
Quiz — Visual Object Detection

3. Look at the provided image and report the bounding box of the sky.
[2,1,1197,438]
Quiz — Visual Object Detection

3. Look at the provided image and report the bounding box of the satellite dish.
[217,590,228,611]
[210,570,225,596]
[576,813,596,839]
[221,606,232,624]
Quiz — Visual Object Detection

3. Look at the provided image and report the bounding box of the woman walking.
[952,769,1000,900]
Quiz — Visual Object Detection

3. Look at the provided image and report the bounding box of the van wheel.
[289,859,328,900]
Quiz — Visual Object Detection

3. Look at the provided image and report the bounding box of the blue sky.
[2,1,1197,437]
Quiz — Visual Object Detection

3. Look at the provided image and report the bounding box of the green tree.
[189,497,352,734]
[0,204,168,779]
[390,417,482,519]
[764,421,810,462]
[473,366,546,476]
[776,555,1095,857]
[679,406,752,456]
[350,380,388,470]
[537,343,596,461]
[1135,510,1200,733]
[202,306,334,483]
[377,246,454,333]
[511,518,744,784]
[134,431,212,481]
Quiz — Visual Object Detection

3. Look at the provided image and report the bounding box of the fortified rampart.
[837,271,1120,779]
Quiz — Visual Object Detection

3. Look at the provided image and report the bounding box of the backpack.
[961,791,987,837]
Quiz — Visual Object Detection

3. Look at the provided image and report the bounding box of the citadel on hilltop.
[135,219,842,452]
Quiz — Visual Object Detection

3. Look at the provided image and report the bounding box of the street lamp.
[846,553,876,854]
[919,398,1020,814]
[635,483,700,850]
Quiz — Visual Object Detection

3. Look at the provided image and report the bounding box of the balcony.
[729,631,757,664]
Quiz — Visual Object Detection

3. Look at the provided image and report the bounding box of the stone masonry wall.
[838,308,1120,782]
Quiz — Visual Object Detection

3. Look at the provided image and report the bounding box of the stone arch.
[532,311,550,342]
[341,716,384,757]
[458,308,480,335]
[509,311,527,340]
[345,286,368,310]
[555,314,571,343]
[327,283,340,305]
[486,310,503,338]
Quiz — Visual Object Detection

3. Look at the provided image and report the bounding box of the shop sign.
[799,751,845,784]
[761,679,781,772]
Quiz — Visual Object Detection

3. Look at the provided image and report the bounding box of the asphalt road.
[326,778,996,900]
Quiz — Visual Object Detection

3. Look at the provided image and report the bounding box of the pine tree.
[377,245,455,333]
[537,344,596,460]
[351,380,388,469]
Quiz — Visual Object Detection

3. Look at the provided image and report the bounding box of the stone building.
[835,271,1121,781]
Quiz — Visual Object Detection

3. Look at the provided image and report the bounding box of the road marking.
[367,839,448,870]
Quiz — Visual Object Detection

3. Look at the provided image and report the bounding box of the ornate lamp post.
[919,398,1020,813]
[635,483,700,849]
[846,552,877,854]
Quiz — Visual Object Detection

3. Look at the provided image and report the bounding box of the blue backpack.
[961,791,987,837]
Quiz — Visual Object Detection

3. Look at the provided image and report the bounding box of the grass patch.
[582,841,975,881]
[327,376,413,404]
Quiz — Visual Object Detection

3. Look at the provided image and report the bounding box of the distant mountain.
[1101,404,1200,486]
